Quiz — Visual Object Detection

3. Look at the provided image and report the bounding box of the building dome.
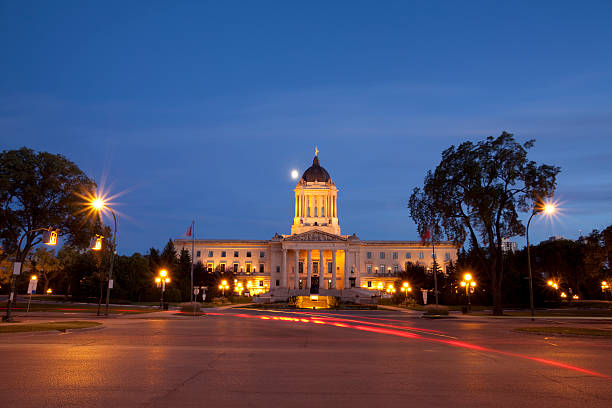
[301,156,331,183]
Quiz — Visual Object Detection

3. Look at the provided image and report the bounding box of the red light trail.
[209,311,612,381]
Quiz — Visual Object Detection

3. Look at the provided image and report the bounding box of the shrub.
[424,305,449,315]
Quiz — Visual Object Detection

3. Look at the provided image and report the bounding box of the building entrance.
[310,276,319,294]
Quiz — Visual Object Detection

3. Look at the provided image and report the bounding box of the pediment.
[283,229,346,242]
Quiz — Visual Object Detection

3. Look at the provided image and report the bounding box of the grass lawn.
[514,326,612,337]
[0,321,102,334]
[477,309,612,317]
[3,302,159,314]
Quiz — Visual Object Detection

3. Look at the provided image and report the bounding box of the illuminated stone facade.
[174,153,457,299]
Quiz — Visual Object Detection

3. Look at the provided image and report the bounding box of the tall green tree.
[0,147,101,266]
[409,132,560,315]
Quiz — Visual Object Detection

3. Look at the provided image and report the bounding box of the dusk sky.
[2,1,611,255]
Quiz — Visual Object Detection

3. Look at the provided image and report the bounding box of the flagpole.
[432,230,439,307]
[191,220,195,303]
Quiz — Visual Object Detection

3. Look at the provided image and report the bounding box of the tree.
[409,132,560,315]
[30,247,61,293]
[0,147,101,267]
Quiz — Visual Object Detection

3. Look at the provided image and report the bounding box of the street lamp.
[526,200,556,321]
[400,281,412,299]
[602,281,610,300]
[3,226,58,322]
[460,273,476,312]
[89,195,117,317]
[155,269,171,309]
[219,280,230,298]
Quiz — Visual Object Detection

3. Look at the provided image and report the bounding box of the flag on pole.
[420,229,431,243]
[186,223,193,237]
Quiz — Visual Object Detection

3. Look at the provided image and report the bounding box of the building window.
[406,252,411,259]
[221,251,226,257]
[445,252,451,261]
[220,263,226,272]
[351,266,355,274]
[313,262,319,275]
[367,252,372,259]
[233,263,239,272]
[196,250,201,257]
[419,252,424,259]
[276,266,280,273]
[367,281,372,288]
[322,207,325,217]
[207,263,213,273]
[299,262,304,274]
[367,265,372,274]
[328,280,332,289]
[380,265,385,274]
[260,251,265,258]
[259,280,264,287]
[258,263,263,273]
[276,280,280,286]
[393,252,398,259]
[314,207,318,217]
[380,252,385,259]
[234,251,239,257]
[246,263,251,273]
[246,251,251,258]
[208,251,213,257]
[393,265,399,273]
[327,262,332,274]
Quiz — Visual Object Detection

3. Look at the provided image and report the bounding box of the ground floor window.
[275,280,280,286]
[299,262,303,274]
[349,277,356,288]
[259,263,264,273]
[367,281,372,288]
[220,263,225,272]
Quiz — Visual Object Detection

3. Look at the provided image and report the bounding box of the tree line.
[393,227,612,307]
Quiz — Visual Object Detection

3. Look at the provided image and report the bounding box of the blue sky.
[1,1,611,254]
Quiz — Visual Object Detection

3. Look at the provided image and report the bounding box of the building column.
[344,248,350,289]
[294,250,299,289]
[319,249,326,289]
[355,250,361,287]
[306,249,312,288]
[281,249,287,288]
[332,249,337,289]
[334,195,337,217]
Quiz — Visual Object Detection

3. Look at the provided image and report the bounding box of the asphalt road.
[1,309,611,408]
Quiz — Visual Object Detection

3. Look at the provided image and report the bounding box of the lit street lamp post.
[460,273,476,312]
[90,197,117,317]
[219,280,230,298]
[400,281,412,302]
[155,269,171,309]
[3,227,58,322]
[526,202,556,321]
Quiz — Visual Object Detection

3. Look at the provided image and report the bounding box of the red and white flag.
[185,223,193,237]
